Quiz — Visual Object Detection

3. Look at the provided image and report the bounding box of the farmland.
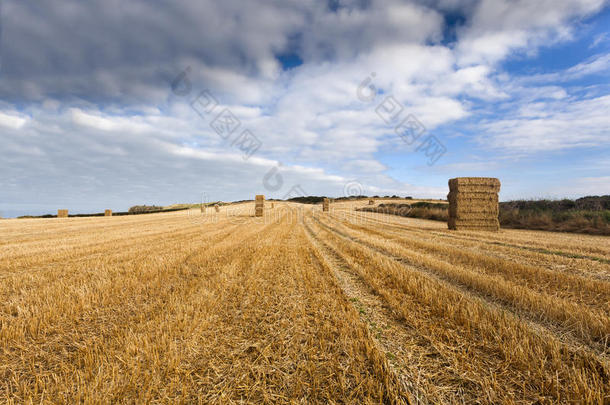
[1,200,609,403]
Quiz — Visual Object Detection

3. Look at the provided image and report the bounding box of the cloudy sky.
[1,0,609,216]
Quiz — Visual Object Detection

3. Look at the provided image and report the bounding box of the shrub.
[128,205,164,214]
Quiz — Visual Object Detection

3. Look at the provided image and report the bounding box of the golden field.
[0,200,608,404]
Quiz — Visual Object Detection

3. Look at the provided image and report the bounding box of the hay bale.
[449,204,499,218]
[448,217,500,230]
[104,209,112,217]
[447,177,500,231]
[271,203,274,209]
[255,195,264,217]
[448,177,501,192]
[214,204,220,213]
[323,198,330,212]
[449,211,499,220]
[57,209,68,218]
[447,192,499,204]
[368,199,375,205]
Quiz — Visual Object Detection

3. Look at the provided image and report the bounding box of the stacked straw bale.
[255,195,264,217]
[57,209,69,218]
[368,199,375,205]
[104,209,112,217]
[447,177,500,231]
[323,198,330,212]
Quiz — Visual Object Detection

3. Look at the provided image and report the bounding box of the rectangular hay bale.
[447,192,499,204]
[448,177,501,192]
[449,213,498,221]
[57,209,68,218]
[255,195,265,217]
[448,217,499,230]
[449,205,499,218]
[323,198,330,212]
[104,209,112,216]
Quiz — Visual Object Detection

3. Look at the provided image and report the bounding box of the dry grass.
[0,200,608,403]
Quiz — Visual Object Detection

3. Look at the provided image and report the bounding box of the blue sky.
[1,0,609,217]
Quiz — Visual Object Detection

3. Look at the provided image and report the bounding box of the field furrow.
[311,216,608,402]
[330,212,610,311]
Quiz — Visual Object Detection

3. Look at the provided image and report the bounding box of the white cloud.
[477,95,610,152]
[456,0,606,66]
[0,111,28,129]
[520,53,610,84]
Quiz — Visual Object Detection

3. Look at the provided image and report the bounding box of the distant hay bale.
[104,209,112,217]
[255,195,264,217]
[323,198,330,212]
[448,177,500,231]
[214,204,220,213]
[271,203,274,209]
[57,209,68,218]
[369,199,375,205]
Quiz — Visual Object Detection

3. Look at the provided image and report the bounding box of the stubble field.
[1,200,608,404]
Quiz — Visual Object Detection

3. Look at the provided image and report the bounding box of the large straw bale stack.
[448,177,500,231]
[323,198,330,212]
[104,209,112,217]
[255,195,264,217]
[57,209,68,218]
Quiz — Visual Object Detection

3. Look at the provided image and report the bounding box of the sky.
[1,0,610,217]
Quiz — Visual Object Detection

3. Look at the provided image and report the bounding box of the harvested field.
[0,200,608,403]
